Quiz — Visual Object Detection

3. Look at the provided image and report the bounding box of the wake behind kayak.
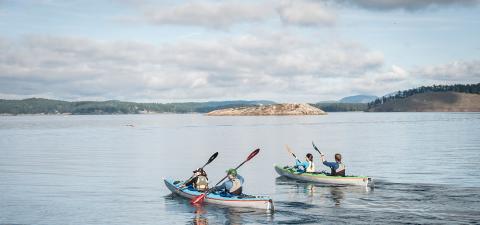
[164,179,274,211]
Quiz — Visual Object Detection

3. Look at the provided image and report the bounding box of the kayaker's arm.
[237,175,244,184]
[186,176,197,186]
[320,154,326,163]
[180,176,196,188]
[323,161,338,169]
[295,160,308,168]
[211,181,228,193]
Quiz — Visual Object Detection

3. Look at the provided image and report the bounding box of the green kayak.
[274,165,373,186]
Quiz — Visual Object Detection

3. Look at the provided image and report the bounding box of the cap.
[226,168,237,176]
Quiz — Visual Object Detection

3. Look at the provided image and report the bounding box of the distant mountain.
[339,95,378,103]
[0,98,276,115]
[311,96,371,112]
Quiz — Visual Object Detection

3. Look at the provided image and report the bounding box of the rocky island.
[206,103,327,116]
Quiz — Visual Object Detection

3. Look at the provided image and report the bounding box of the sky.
[0,0,479,102]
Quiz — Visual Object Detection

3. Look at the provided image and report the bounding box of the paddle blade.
[285,145,291,154]
[207,152,219,165]
[191,193,206,204]
[285,145,297,158]
[246,148,260,161]
[312,141,322,155]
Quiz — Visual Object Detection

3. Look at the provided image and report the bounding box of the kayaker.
[213,168,244,196]
[294,153,315,173]
[181,168,209,192]
[321,153,346,176]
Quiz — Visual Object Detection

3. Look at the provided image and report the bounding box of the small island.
[206,103,327,116]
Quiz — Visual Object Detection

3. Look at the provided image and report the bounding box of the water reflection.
[164,193,273,224]
[305,184,315,197]
[192,205,208,225]
[329,186,344,206]
[275,177,372,207]
[223,208,247,225]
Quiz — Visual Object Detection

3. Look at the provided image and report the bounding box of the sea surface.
[1,113,479,224]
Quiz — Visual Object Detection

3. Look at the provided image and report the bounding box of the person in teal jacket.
[294,153,315,173]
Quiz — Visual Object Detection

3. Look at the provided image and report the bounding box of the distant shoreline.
[2,83,479,115]
[3,111,480,117]
[0,112,197,116]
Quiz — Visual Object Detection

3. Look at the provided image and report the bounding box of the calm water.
[1,113,480,224]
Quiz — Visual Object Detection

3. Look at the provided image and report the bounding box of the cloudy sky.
[1,0,479,102]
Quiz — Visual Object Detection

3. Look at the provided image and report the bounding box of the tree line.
[0,98,274,115]
[0,98,370,115]
[311,103,368,112]
[367,83,480,109]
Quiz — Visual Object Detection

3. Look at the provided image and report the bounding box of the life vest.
[228,178,243,195]
[331,163,345,176]
[306,161,315,173]
[194,175,208,192]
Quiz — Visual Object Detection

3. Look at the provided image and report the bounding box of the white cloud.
[0,34,386,102]
[143,1,274,29]
[277,0,337,26]
[139,0,339,29]
[413,60,480,82]
[378,65,409,82]
[2,33,477,102]
[349,65,413,95]
[349,61,480,96]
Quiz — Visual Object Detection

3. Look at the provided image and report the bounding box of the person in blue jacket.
[295,153,315,173]
[214,168,244,196]
[321,153,346,176]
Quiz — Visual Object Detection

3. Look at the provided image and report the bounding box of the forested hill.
[367,83,480,112]
[0,98,275,115]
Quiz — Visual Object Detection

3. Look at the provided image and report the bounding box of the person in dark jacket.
[321,153,346,176]
[181,168,209,192]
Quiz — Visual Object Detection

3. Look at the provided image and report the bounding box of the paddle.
[311,141,323,156]
[181,152,218,188]
[190,148,260,205]
[285,144,301,163]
